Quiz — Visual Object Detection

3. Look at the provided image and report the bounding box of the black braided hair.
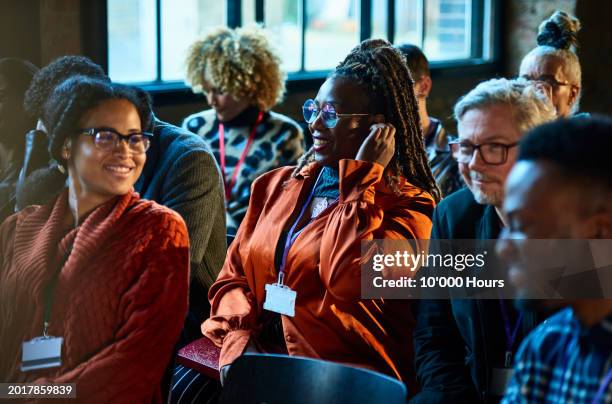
[293,39,440,201]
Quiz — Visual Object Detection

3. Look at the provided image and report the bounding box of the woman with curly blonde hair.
[183,25,304,235]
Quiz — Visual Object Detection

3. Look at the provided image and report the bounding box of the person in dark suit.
[411,78,556,403]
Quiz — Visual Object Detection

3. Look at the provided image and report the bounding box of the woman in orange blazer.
[202,39,441,394]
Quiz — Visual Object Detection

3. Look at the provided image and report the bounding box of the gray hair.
[454,78,556,134]
[519,11,582,113]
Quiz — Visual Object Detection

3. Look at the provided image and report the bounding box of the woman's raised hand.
[355,123,396,167]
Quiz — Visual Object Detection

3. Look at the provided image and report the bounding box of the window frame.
[84,0,503,105]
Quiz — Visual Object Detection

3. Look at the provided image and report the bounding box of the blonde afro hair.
[185,25,286,111]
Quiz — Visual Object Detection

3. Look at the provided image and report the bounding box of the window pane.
[242,0,256,24]
[160,0,226,82]
[265,0,301,72]
[371,0,387,40]
[394,0,420,46]
[304,0,359,71]
[108,0,157,83]
[482,0,493,60]
[424,0,471,61]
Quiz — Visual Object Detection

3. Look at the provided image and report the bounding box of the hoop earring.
[61,139,72,160]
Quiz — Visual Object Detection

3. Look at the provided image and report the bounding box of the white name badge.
[21,336,63,372]
[263,283,296,317]
[490,367,514,396]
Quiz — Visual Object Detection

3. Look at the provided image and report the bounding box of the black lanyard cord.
[42,244,73,337]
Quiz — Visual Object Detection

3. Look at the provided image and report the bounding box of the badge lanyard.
[263,169,336,318]
[21,245,73,372]
[277,169,337,285]
[499,299,524,367]
[218,111,264,202]
[592,366,612,404]
[42,245,73,336]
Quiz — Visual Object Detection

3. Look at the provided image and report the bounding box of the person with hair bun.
[201,39,437,394]
[0,76,190,403]
[183,25,305,235]
[519,10,583,117]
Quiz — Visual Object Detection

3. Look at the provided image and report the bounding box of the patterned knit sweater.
[0,190,190,403]
[183,107,304,235]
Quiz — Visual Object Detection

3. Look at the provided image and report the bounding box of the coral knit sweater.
[202,159,435,395]
[0,190,190,403]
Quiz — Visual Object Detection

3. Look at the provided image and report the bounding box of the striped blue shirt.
[502,308,612,403]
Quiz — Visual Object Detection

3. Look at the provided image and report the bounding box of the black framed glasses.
[79,128,153,154]
[302,99,369,129]
[449,140,519,165]
[521,74,572,89]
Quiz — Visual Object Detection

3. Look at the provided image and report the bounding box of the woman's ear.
[373,114,386,124]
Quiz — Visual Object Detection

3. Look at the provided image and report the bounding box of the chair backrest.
[220,353,407,404]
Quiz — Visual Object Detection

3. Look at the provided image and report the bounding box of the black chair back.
[220,353,407,404]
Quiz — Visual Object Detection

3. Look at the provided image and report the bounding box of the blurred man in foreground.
[497,116,612,403]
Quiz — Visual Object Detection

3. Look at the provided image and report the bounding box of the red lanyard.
[218,111,264,202]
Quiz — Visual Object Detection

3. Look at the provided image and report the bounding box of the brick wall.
[575,1,612,115]
[39,0,82,64]
[504,0,577,76]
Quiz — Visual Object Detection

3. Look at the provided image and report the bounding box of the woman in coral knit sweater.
[0,76,190,403]
[202,39,441,395]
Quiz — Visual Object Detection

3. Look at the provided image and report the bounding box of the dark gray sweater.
[135,119,227,343]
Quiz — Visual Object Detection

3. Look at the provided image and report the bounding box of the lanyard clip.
[504,351,512,368]
[277,272,285,287]
[43,321,49,338]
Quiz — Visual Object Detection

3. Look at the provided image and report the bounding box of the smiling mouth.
[313,137,331,151]
[104,164,134,176]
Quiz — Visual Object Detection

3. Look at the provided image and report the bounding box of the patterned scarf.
[313,166,339,199]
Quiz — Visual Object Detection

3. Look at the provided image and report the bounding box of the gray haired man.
[411,78,555,404]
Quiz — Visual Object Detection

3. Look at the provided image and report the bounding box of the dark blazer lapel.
[480,205,502,239]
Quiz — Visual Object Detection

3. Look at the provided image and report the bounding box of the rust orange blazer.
[202,159,435,393]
